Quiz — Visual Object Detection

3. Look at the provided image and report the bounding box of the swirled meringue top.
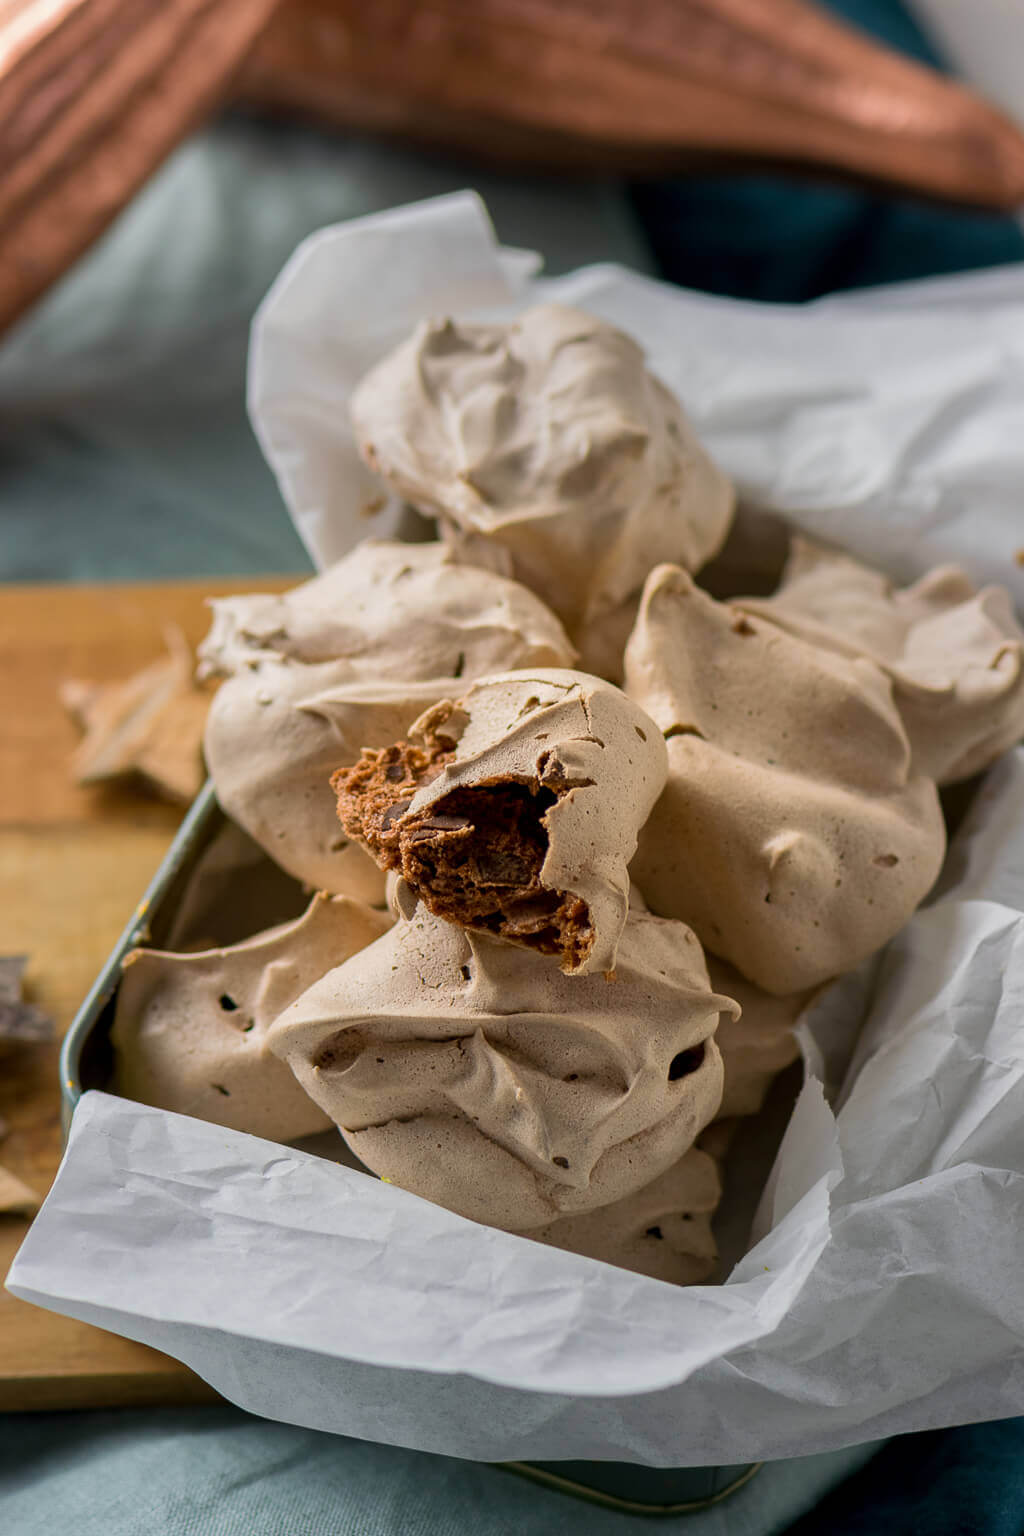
[739,538,1024,785]
[201,540,574,897]
[350,305,734,677]
[268,899,734,1231]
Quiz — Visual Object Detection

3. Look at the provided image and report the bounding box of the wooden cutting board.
[0,575,297,1410]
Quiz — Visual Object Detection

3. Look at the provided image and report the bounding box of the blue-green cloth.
[630,0,1024,301]
[788,1420,1024,1536]
[0,1410,880,1536]
[0,121,652,585]
[5,2,1024,1533]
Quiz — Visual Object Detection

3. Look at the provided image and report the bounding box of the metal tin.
[60,781,762,1515]
[61,780,224,1134]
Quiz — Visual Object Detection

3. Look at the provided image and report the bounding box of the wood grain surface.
[0,575,295,1411]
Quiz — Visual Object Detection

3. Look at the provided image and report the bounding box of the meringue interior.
[333,739,594,971]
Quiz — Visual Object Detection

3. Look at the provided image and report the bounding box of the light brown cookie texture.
[740,539,1024,785]
[705,958,806,1121]
[112,894,392,1141]
[530,1147,721,1285]
[694,1118,740,1163]
[333,669,667,976]
[267,901,734,1232]
[695,962,808,1163]
[626,566,946,995]
[350,304,734,679]
[201,540,574,900]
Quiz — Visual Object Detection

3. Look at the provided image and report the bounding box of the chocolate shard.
[0,957,55,1054]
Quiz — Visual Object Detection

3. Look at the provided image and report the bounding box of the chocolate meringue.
[268,901,734,1231]
[350,305,734,678]
[112,894,391,1141]
[530,1147,720,1285]
[696,961,808,1163]
[333,669,667,975]
[201,541,574,900]
[739,539,1024,785]
[705,958,806,1121]
[626,566,946,994]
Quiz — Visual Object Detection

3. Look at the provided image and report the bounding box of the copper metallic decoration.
[0,0,282,338]
[3,0,1024,339]
[241,0,1024,202]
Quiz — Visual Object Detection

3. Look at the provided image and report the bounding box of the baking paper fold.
[9,193,1024,1465]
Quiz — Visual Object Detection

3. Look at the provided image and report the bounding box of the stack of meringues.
[112,304,1024,1286]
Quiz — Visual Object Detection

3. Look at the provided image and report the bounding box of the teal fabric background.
[0,122,651,584]
[0,1410,877,1536]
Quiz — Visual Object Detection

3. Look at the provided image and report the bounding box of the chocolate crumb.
[334,744,594,971]
[664,723,706,741]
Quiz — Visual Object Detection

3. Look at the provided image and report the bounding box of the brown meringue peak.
[332,668,667,976]
[112,893,391,1142]
[739,538,1024,785]
[350,304,734,679]
[268,900,734,1232]
[201,540,574,901]
[530,1147,721,1286]
[626,565,946,994]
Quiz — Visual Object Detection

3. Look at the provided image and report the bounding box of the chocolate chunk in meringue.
[201,541,574,901]
[333,669,667,975]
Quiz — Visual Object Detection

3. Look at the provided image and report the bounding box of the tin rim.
[501,1458,763,1516]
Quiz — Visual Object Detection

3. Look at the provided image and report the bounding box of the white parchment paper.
[9,193,1024,1465]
